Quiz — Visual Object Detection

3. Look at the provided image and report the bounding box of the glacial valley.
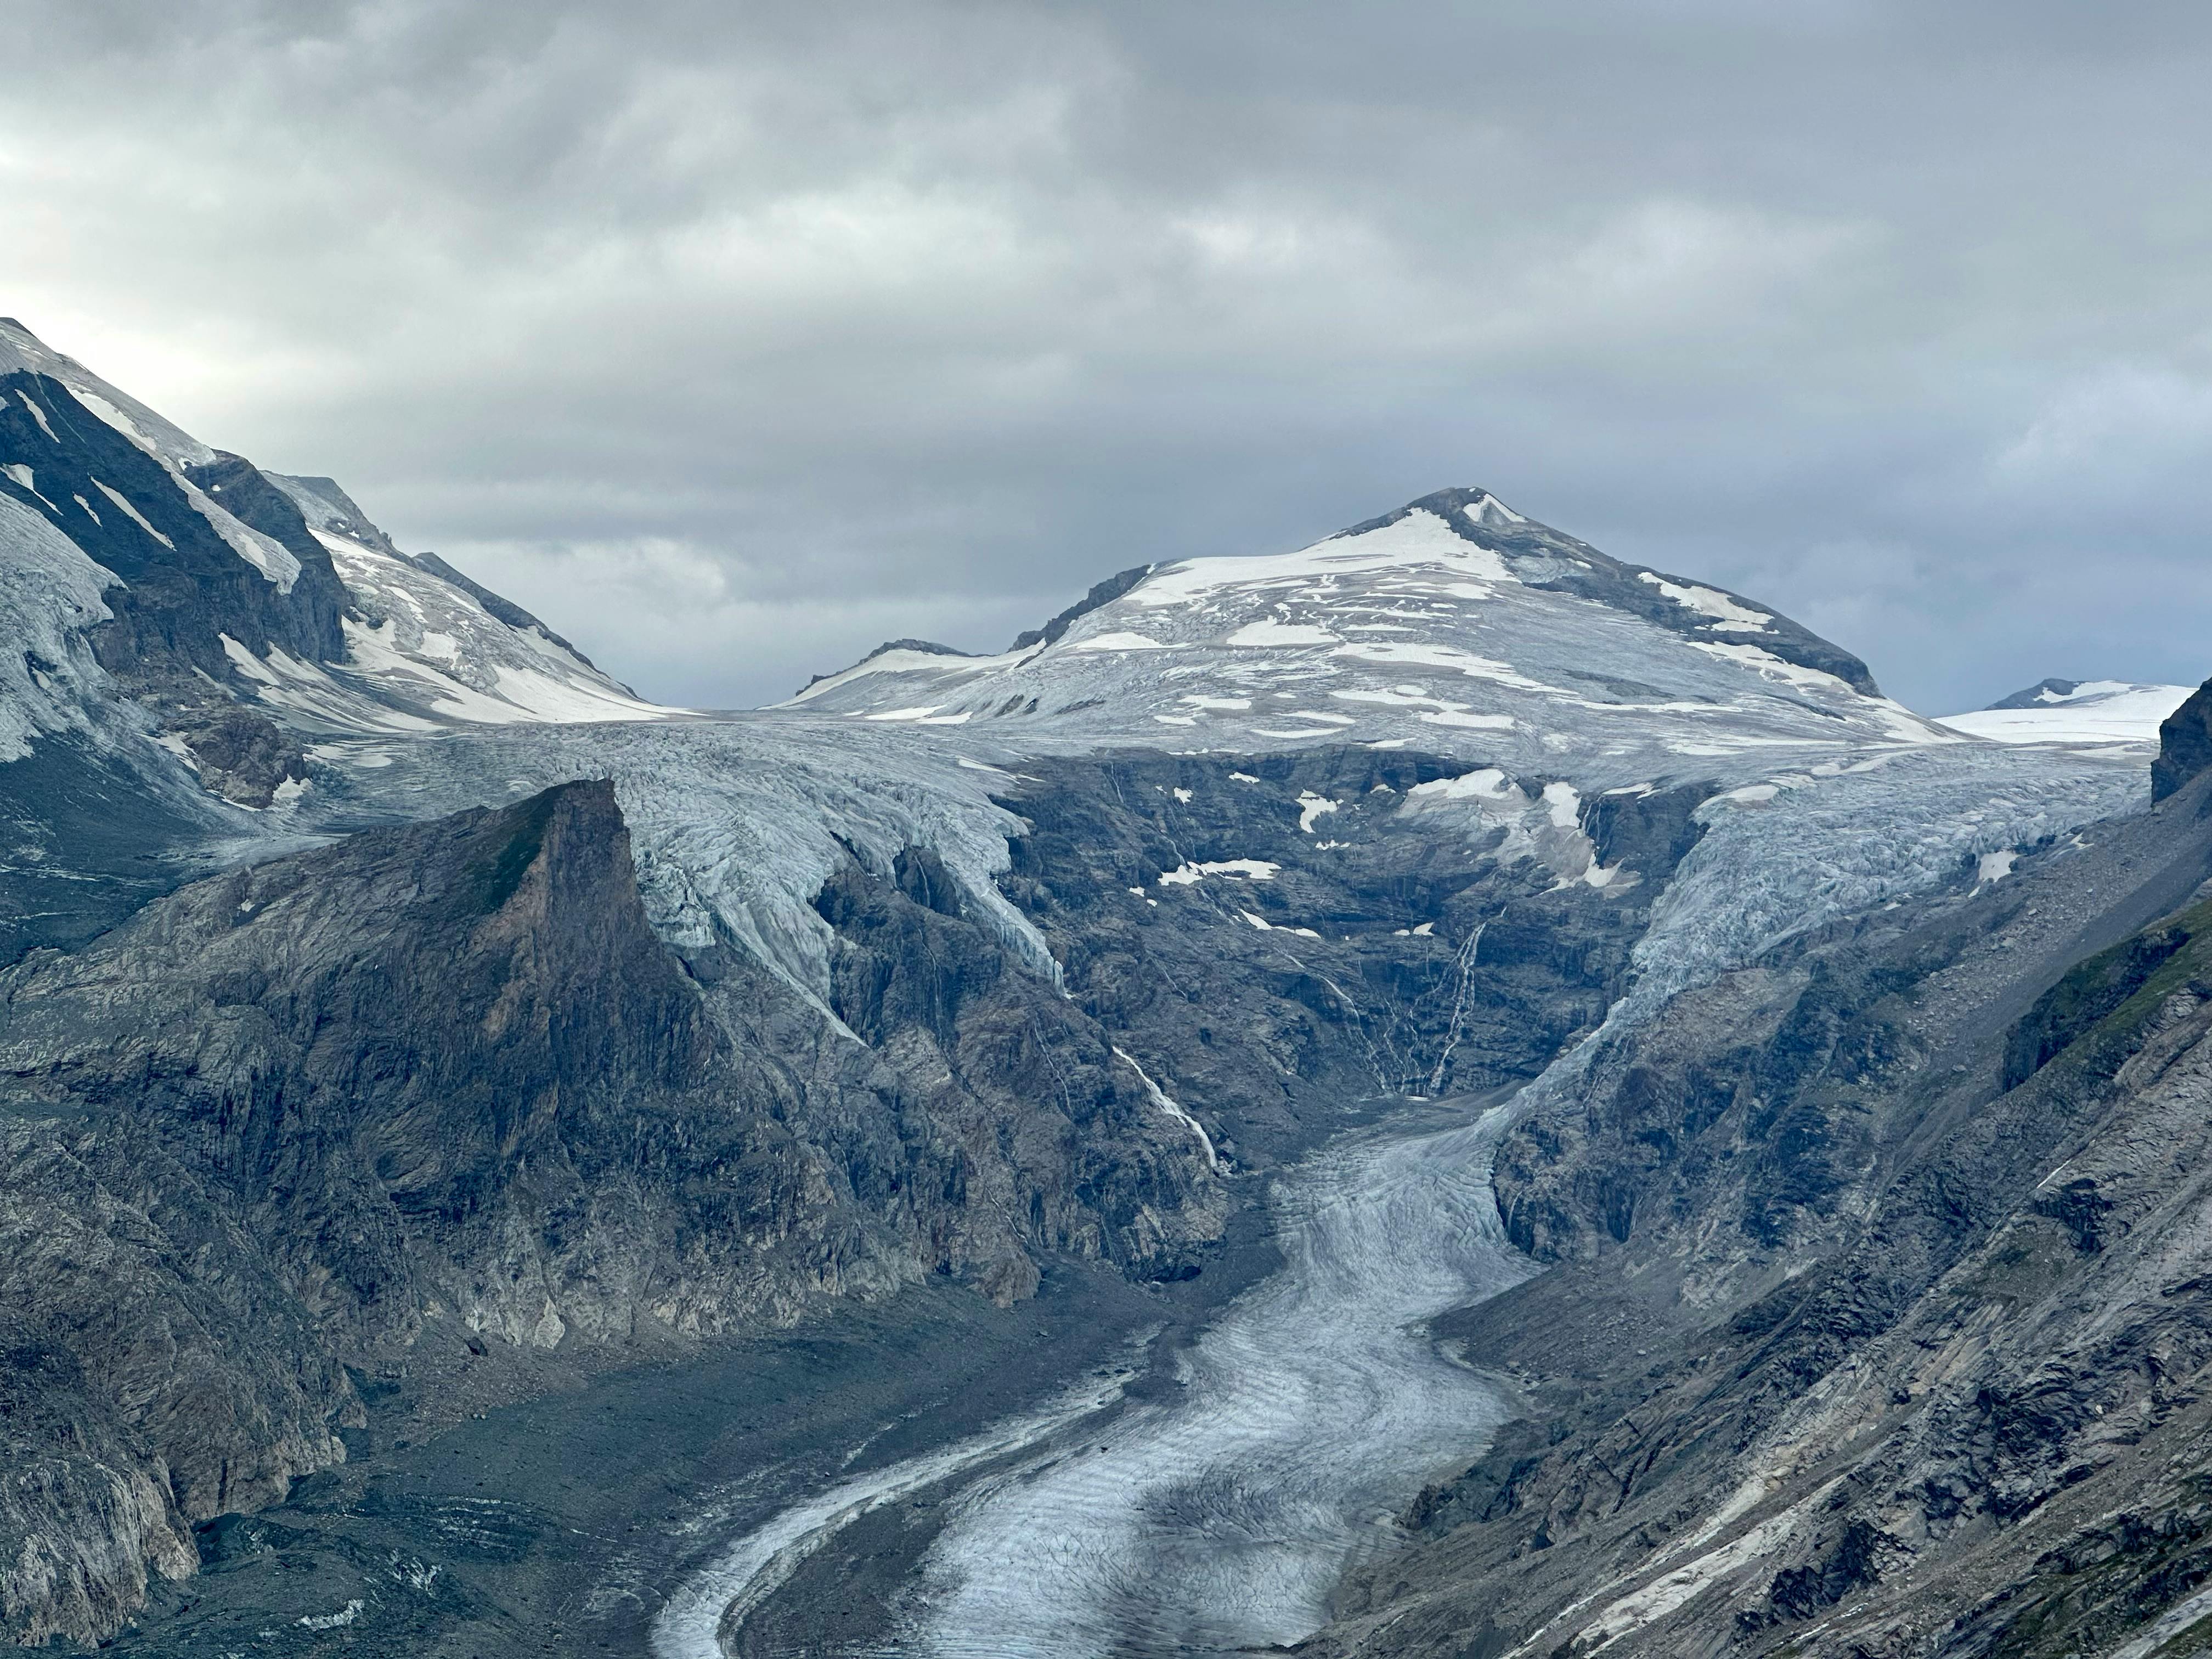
[4,314,2212,1659]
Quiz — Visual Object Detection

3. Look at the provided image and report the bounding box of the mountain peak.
[784,486,1929,772]
[0,317,218,469]
[0,321,678,783]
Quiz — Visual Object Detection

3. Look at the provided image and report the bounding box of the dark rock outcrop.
[1990,677,2084,709]
[174,706,306,808]
[986,750,1699,1158]
[1008,565,1153,651]
[2153,676,2212,802]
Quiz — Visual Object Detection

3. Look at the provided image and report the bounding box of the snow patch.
[1331,639,1547,690]
[1158,859,1280,885]
[1240,909,1322,939]
[1227,618,1339,647]
[861,705,947,723]
[299,1600,365,1632]
[1131,507,1514,609]
[14,391,55,439]
[1637,571,1773,631]
[1404,770,1606,889]
[1068,631,1172,651]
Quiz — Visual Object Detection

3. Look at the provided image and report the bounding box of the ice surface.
[893,1103,1532,1657]
[1937,682,2194,748]
[0,493,120,762]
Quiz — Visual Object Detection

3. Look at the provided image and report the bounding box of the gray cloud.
[8,0,2212,710]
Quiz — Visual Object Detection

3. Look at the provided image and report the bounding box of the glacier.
[0,320,2169,1656]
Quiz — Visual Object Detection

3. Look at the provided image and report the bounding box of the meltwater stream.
[651,1099,1537,1658]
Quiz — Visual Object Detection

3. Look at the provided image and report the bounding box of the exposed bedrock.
[0,373,349,692]
[1313,772,2212,1659]
[984,749,1709,1164]
[0,775,1233,1644]
[2154,675,2212,802]
[0,740,1711,1649]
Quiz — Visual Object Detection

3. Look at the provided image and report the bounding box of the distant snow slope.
[1937,680,2194,748]
[272,474,680,731]
[0,318,677,743]
[784,486,1948,782]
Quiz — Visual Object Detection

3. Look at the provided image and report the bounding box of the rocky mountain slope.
[0,317,2201,1656]
[1300,712,2212,1659]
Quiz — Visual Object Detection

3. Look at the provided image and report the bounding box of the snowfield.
[1936,680,2193,748]
[779,493,1958,780]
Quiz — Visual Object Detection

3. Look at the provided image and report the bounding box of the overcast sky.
[9,2,2212,713]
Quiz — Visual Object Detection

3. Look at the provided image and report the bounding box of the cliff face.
[0,778,1234,1643]
[2153,676,2212,802]
[1317,775,2212,1659]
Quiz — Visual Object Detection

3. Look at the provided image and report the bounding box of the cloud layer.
[9,1,2212,710]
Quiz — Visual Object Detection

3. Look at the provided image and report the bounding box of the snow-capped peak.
[0,317,218,471]
[256,487,682,733]
[0,319,679,764]
[781,487,1947,783]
